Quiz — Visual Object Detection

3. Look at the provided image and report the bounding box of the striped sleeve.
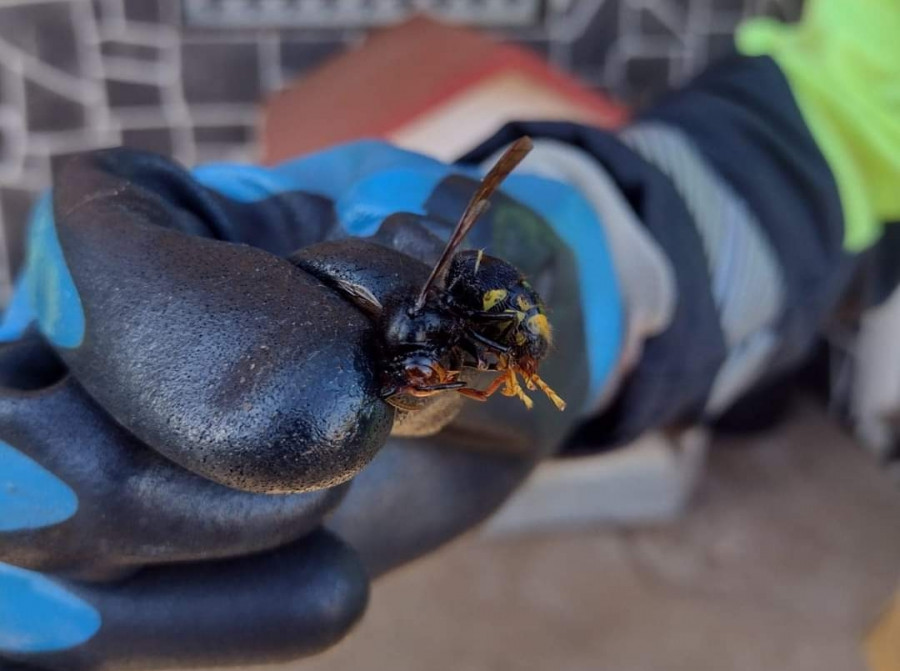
[618,122,785,414]
[465,50,857,448]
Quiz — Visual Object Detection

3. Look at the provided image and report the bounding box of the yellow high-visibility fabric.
[738,1,900,252]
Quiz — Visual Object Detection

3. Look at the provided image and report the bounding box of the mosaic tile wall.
[0,0,803,300]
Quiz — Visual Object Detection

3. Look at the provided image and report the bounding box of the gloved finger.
[327,437,534,577]
[19,151,394,493]
[366,211,453,263]
[0,337,347,579]
[0,530,367,671]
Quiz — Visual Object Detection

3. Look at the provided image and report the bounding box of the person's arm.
[463,0,899,450]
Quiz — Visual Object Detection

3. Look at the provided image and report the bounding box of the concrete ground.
[239,402,900,671]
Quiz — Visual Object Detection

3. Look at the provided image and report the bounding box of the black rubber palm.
[0,146,594,669]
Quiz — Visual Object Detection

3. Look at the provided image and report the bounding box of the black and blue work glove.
[0,137,623,669]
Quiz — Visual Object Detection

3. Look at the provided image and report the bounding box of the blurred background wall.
[0,0,802,303]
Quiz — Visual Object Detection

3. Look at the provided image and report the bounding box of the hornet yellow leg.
[501,367,534,410]
[526,372,566,411]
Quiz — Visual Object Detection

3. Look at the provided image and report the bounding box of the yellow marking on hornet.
[526,313,553,342]
[482,289,508,311]
[516,295,533,312]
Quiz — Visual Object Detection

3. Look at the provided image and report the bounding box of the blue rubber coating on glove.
[193,140,448,204]
[194,141,459,236]
[197,141,622,400]
[0,440,78,532]
[335,168,450,236]
[0,278,35,342]
[0,562,99,653]
[27,192,86,348]
[1,193,86,348]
